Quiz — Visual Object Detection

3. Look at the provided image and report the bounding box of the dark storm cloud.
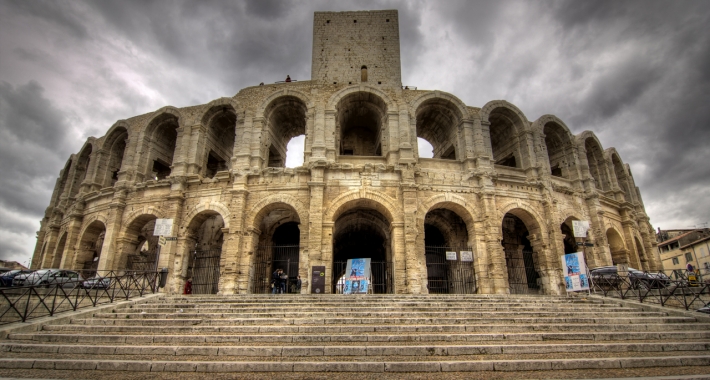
[6,0,89,40]
[0,81,72,215]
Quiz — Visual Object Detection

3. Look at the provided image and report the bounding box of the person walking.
[272,269,282,294]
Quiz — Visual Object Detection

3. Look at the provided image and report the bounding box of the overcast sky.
[1,0,709,266]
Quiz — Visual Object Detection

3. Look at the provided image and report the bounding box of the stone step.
[3,341,708,357]
[137,300,609,307]
[41,322,708,334]
[1,355,709,372]
[10,331,710,344]
[93,309,672,320]
[70,315,687,326]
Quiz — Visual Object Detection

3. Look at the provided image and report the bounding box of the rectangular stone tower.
[311,10,402,88]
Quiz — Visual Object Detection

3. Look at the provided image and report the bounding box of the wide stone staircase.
[1,294,710,379]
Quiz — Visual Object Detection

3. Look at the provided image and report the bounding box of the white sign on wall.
[445,251,457,261]
[460,251,473,262]
[153,219,174,236]
[572,221,591,238]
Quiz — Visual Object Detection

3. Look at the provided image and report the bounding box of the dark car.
[590,266,670,289]
[0,269,34,287]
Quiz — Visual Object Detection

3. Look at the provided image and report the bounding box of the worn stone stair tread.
[1,356,710,372]
[3,342,709,356]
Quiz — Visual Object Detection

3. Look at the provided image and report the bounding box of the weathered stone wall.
[31,10,660,296]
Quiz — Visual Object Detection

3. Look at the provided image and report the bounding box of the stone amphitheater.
[31,9,660,297]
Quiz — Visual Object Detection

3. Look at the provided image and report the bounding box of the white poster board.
[445,251,457,261]
[460,251,473,262]
[153,219,173,236]
[572,221,590,238]
[562,252,590,292]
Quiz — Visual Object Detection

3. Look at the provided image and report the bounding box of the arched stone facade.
[32,9,659,295]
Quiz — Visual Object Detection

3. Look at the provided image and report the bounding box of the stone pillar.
[231,187,253,294]
[310,105,326,161]
[303,106,316,162]
[324,110,337,161]
[159,182,186,292]
[401,185,420,294]
[249,115,265,170]
[480,191,508,294]
[169,126,189,177]
[398,105,414,164]
[81,148,105,194]
[217,227,238,295]
[97,189,127,271]
[186,124,207,175]
[38,225,60,269]
[307,165,325,293]
[61,207,85,270]
[321,222,334,294]
[385,110,400,164]
[391,222,408,294]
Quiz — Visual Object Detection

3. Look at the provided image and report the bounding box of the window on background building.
[685,252,693,262]
[672,257,679,265]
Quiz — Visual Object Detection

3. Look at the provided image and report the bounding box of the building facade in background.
[658,229,710,274]
[30,10,660,295]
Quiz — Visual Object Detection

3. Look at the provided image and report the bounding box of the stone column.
[169,126,189,177]
[97,189,127,271]
[480,191,508,294]
[186,124,207,175]
[159,183,186,292]
[385,110,400,164]
[391,222,408,294]
[61,207,85,270]
[227,186,248,293]
[461,119,476,169]
[81,148,105,194]
[310,105,326,161]
[321,222,334,294]
[398,105,414,164]
[38,225,60,269]
[249,115,265,170]
[307,165,326,293]
[401,185,420,294]
[324,110,337,161]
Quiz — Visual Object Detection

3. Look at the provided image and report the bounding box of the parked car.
[82,277,111,289]
[0,269,34,287]
[590,266,670,289]
[12,269,83,288]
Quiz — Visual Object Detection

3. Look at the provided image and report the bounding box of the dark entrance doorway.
[253,222,300,294]
[502,213,540,294]
[187,214,224,295]
[332,208,392,294]
[424,209,477,294]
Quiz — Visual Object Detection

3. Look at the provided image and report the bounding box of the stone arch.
[115,211,165,270]
[411,92,467,160]
[260,93,310,167]
[137,107,183,181]
[51,232,68,269]
[199,101,237,177]
[325,189,400,223]
[480,100,529,168]
[417,194,478,229]
[633,234,648,271]
[498,205,554,294]
[257,88,313,116]
[246,194,308,229]
[181,209,227,294]
[409,91,468,124]
[533,115,576,178]
[183,201,231,232]
[52,158,73,207]
[326,84,396,111]
[143,106,183,136]
[606,226,628,265]
[333,90,389,157]
[67,141,95,198]
[75,218,107,271]
[246,196,306,294]
[496,201,548,238]
[99,122,130,187]
[605,148,633,201]
[200,98,239,126]
[577,131,611,192]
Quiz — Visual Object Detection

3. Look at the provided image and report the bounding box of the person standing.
[296,276,302,293]
[272,269,281,294]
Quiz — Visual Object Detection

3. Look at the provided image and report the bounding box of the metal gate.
[506,248,541,294]
[425,246,477,294]
[252,245,300,294]
[332,260,393,294]
[191,249,221,294]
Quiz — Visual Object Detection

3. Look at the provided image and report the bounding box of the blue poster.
[561,252,589,292]
[343,258,371,294]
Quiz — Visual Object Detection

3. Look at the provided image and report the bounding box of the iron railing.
[590,269,710,311]
[425,246,477,294]
[0,270,166,325]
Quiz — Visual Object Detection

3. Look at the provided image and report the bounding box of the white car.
[12,269,84,288]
